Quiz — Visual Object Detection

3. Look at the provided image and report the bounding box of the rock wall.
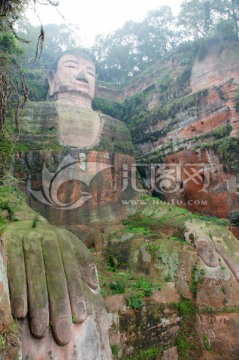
[95,40,239,224]
[93,199,239,360]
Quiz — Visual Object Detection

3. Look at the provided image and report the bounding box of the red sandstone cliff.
[96,40,239,224]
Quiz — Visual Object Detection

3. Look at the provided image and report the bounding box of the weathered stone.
[197,313,239,360]
[162,346,178,360]
[104,294,127,313]
[48,53,96,109]
[2,220,112,359]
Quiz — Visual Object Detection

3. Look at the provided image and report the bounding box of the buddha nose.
[76,69,88,83]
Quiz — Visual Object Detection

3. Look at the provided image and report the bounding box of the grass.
[173,298,202,359]
[125,294,143,309]
[203,335,211,351]
[125,347,161,360]
[32,213,40,228]
[1,336,6,351]
[97,268,162,299]
[146,242,160,259]
[110,280,125,294]
[111,344,119,357]
[170,236,188,244]
[190,264,205,297]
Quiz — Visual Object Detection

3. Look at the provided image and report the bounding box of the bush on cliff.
[230,211,239,227]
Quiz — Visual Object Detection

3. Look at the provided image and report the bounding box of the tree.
[178,0,239,40]
[178,0,216,39]
[14,20,86,101]
[0,0,59,130]
[92,6,179,83]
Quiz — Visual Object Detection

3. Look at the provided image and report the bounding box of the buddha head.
[48,52,96,108]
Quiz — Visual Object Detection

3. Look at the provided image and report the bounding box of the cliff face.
[96,40,239,222]
[3,40,239,359]
[94,198,239,360]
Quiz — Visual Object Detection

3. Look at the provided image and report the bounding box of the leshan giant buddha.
[15,51,136,238]
[3,51,137,359]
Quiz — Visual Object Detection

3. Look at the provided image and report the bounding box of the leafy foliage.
[203,334,212,351]
[230,211,239,227]
[109,280,125,294]
[92,97,125,120]
[92,6,179,83]
[178,0,239,41]
[125,294,143,309]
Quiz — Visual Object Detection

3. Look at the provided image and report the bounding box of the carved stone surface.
[3,221,112,359]
[48,53,96,109]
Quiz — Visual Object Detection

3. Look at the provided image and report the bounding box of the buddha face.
[48,54,96,107]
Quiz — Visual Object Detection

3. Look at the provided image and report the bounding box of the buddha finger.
[58,235,87,324]
[23,234,49,338]
[41,236,72,346]
[69,232,99,291]
[6,233,27,318]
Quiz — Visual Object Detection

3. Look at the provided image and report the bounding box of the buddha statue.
[15,51,135,235]
[2,51,136,359]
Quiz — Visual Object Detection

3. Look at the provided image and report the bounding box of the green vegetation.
[130,278,154,297]
[1,335,6,351]
[122,224,155,236]
[123,88,208,142]
[176,298,196,317]
[146,242,160,259]
[0,320,18,354]
[98,266,161,299]
[221,286,226,294]
[235,89,239,113]
[212,122,232,139]
[0,199,15,221]
[170,236,187,244]
[124,347,161,360]
[216,137,239,174]
[0,132,15,179]
[32,213,40,228]
[109,280,125,294]
[153,89,208,122]
[174,298,202,359]
[230,211,239,227]
[195,136,239,175]
[193,214,228,226]
[111,344,119,357]
[125,294,143,309]
[92,97,125,121]
[190,264,205,297]
[203,334,211,351]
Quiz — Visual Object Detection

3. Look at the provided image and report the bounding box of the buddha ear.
[48,70,55,96]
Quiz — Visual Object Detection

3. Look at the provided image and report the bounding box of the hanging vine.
[0,0,58,133]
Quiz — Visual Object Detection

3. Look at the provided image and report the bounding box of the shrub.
[203,334,211,351]
[110,280,125,294]
[230,211,239,227]
[125,294,143,309]
[32,213,40,228]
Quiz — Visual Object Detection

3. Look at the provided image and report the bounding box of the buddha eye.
[66,65,78,69]
[87,68,95,77]
[63,61,79,69]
